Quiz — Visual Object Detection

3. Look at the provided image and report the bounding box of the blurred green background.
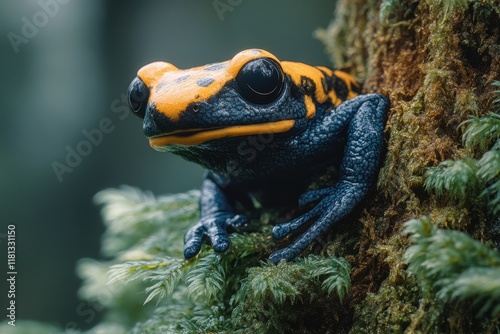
[0,0,335,330]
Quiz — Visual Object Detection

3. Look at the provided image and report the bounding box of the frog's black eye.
[236,58,284,104]
[128,77,149,119]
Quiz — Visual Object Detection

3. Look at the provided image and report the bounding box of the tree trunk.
[315,0,499,332]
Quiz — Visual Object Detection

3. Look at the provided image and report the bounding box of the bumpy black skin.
[129,54,389,263]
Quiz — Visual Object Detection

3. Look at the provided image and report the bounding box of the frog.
[127,49,388,263]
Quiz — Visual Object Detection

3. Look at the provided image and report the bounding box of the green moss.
[231,257,351,333]
[351,231,421,334]
[320,0,500,332]
[404,217,500,322]
[425,111,500,216]
[351,280,421,334]
[66,187,354,333]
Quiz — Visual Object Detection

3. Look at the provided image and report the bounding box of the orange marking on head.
[316,66,334,77]
[303,95,316,118]
[329,91,343,107]
[281,62,329,104]
[333,70,361,99]
[136,49,281,121]
[137,61,179,85]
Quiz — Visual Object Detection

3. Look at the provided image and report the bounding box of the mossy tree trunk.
[316,0,499,332]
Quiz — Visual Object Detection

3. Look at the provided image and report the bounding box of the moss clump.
[403,217,500,332]
[81,187,353,333]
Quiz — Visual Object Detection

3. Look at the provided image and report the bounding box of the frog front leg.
[269,94,389,263]
[184,171,247,259]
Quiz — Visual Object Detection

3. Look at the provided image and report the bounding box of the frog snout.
[127,77,162,138]
[127,77,149,119]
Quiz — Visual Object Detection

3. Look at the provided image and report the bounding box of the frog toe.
[212,238,231,253]
[269,245,300,263]
[184,223,205,259]
[298,188,332,207]
[226,214,248,229]
[272,209,318,240]
[184,243,202,259]
[204,217,232,252]
[272,223,293,240]
[209,232,231,253]
[269,211,335,263]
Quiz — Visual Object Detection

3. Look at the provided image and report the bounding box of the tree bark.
[316,0,500,332]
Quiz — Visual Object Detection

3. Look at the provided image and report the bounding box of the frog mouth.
[149,119,295,148]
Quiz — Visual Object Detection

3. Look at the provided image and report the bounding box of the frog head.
[127,49,311,152]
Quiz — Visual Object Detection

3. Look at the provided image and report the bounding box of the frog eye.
[127,77,149,119]
[236,58,284,104]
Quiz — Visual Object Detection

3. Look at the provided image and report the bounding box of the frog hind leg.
[269,93,389,263]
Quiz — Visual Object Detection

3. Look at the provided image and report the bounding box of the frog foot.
[269,182,367,263]
[184,214,247,259]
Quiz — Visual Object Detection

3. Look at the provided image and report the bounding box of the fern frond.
[186,252,226,301]
[234,256,352,305]
[493,80,500,111]
[180,303,230,333]
[477,149,500,182]
[461,112,500,151]
[95,186,199,233]
[230,256,351,332]
[143,260,187,304]
[128,304,189,334]
[94,186,155,225]
[108,258,178,285]
[304,255,351,301]
[426,110,500,214]
[440,267,500,317]
[477,149,500,214]
[482,179,500,215]
[227,231,274,259]
[107,257,188,306]
[94,187,199,257]
[404,217,500,317]
[424,158,480,201]
[403,217,438,275]
[247,261,302,305]
[404,216,437,240]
